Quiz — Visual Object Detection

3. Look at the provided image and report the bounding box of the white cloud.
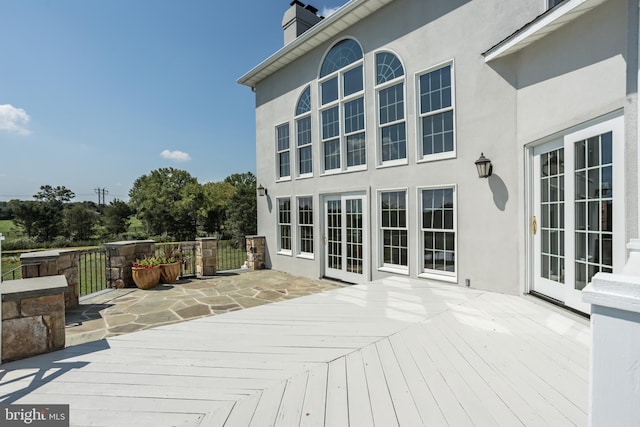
[0,104,31,135]
[321,6,341,17]
[160,149,191,162]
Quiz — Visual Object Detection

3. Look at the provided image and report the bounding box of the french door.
[531,116,623,313]
[324,193,368,283]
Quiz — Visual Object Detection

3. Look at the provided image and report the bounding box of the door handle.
[531,216,537,235]
[322,234,327,245]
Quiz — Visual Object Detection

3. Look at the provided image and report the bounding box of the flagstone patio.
[65,270,344,346]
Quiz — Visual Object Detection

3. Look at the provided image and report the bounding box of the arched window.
[319,39,366,173]
[295,86,313,177]
[375,52,406,165]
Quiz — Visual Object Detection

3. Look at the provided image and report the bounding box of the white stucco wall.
[251,0,633,296]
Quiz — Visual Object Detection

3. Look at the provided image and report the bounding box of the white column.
[583,239,640,427]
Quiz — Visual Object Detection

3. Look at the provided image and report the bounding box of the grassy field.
[0,219,23,236]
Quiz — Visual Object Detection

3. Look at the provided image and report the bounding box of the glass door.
[531,116,623,313]
[324,193,368,283]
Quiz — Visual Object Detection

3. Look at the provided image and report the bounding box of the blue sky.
[0,0,346,203]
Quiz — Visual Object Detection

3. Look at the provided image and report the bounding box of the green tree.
[64,203,98,241]
[224,172,257,247]
[200,181,235,235]
[8,199,39,238]
[129,168,203,240]
[102,199,133,236]
[0,201,12,220]
[31,185,75,242]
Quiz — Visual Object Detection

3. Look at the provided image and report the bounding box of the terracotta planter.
[132,266,161,290]
[160,262,180,284]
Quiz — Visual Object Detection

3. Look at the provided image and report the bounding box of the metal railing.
[155,242,198,278]
[217,240,246,271]
[78,248,108,296]
[1,262,41,282]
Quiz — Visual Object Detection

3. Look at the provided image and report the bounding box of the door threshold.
[529,291,590,319]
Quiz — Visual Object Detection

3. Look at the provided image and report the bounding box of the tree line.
[1,168,257,249]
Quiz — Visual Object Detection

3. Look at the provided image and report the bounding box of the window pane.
[422,111,454,156]
[320,39,363,77]
[344,65,363,97]
[297,116,311,147]
[379,84,404,125]
[322,107,340,139]
[422,188,455,274]
[381,123,407,162]
[344,98,365,134]
[420,65,452,114]
[322,77,338,105]
[347,133,366,167]
[277,125,289,151]
[279,152,290,178]
[299,145,312,175]
[296,86,311,115]
[324,139,340,170]
[376,52,404,84]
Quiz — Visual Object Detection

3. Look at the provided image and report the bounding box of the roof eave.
[238,0,394,88]
[483,0,608,62]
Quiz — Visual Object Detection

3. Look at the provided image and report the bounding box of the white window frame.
[297,196,314,259]
[416,60,456,163]
[375,51,407,168]
[277,197,292,256]
[319,61,366,175]
[296,115,313,179]
[276,123,291,182]
[418,185,457,283]
[378,189,409,275]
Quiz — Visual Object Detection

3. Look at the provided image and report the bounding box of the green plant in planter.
[131,257,161,289]
[157,245,182,265]
[132,257,160,269]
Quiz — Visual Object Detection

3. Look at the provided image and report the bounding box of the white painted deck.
[0,276,590,427]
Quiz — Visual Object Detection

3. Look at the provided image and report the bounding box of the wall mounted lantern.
[475,153,493,178]
[257,184,267,197]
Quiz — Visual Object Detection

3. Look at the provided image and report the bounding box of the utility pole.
[94,188,109,206]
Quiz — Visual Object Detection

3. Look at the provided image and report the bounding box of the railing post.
[245,236,266,270]
[583,239,640,426]
[196,237,217,277]
[104,240,155,288]
[20,250,80,309]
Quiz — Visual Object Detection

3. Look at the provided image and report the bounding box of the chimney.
[282,1,324,45]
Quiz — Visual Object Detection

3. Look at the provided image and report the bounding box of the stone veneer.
[196,237,217,276]
[246,236,266,270]
[1,275,67,363]
[104,240,155,289]
[21,250,80,309]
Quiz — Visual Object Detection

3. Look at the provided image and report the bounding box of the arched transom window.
[319,39,366,173]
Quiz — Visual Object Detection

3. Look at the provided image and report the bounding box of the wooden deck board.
[0,277,590,427]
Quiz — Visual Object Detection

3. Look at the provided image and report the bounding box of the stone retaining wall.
[104,240,155,289]
[21,250,80,309]
[1,276,67,363]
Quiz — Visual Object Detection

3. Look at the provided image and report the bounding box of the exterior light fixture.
[475,153,493,178]
[257,184,267,197]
